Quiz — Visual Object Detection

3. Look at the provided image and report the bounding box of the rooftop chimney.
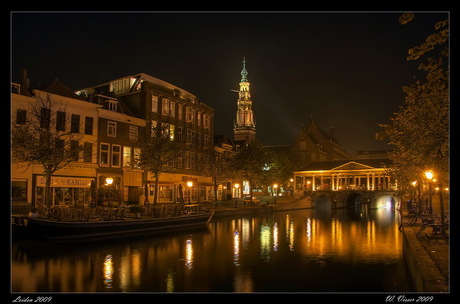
[20,68,30,96]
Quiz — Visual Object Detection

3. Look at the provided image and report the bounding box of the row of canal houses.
[11,72,221,207]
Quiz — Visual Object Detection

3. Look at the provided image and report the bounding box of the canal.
[11,207,414,292]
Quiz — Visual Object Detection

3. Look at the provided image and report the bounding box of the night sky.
[11,11,448,156]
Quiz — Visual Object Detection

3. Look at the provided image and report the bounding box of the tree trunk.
[213,177,218,208]
[153,173,159,205]
[439,183,447,236]
[44,170,52,207]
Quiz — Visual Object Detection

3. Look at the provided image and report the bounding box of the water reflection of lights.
[306,217,312,243]
[185,239,193,269]
[103,254,114,289]
[288,220,295,251]
[331,218,343,250]
[367,220,376,247]
[234,231,240,266]
[260,225,271,262]
[273,222,278,252]
[166,269,175,293]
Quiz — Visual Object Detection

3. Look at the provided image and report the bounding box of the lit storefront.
[34,175,96,207]
[146,172,213,204]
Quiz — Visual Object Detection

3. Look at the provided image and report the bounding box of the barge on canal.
[12,205,213,241]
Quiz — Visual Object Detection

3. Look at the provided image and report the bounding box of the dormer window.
[107,100,118,112]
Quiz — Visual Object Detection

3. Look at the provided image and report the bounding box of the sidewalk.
[400,211,449,292]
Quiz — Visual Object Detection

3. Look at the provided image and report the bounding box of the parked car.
[243,196,261,204]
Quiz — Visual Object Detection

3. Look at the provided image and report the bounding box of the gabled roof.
[295,158,392,172]
[38,79,86,100]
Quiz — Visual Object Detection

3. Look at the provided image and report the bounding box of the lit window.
[162,98,170,116]
[123,146,131,167]
[151,95,158,113]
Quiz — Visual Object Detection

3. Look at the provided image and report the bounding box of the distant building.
[290,116,351,169]
[233,57,256,145]
[355,150,390,159]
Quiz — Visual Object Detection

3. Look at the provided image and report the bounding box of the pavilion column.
[372,173,375,190]
[367,173,370,190]
[312,175,316,191]
[332,174,335,191]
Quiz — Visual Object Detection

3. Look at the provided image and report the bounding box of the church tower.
[233,57,256,144]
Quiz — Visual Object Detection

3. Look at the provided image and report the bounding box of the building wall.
[11,89,100,206]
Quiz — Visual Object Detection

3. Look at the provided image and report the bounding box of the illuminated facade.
[11,80,100,206]
[77,73,214,204]
[293,158,396,192]
[233,57,256,144]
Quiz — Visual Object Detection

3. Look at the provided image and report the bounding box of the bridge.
[273,189,401,212]
[309,189,400,209]
[286,158,400,211]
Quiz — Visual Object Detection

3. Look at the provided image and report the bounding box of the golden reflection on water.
[103,254,114,289]
[12,208,405,292]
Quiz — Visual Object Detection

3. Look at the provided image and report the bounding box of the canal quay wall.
[400,218,449,293]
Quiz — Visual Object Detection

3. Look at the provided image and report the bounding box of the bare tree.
[11,92,86,206]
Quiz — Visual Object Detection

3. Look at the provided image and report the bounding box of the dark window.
[16,109,26,125]
[84,142,93,162]
[40,108,51,129]
[56,111,66,131]
[11,181,27,203]
[84,117,93,135]
[70,140,80,161]
[71,114,80,133]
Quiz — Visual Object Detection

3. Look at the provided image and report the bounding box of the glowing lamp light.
[234,183,240,189]
[187,181,193,188]
[105,177,114,185]
[425,171,434,180]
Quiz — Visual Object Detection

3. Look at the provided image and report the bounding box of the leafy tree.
[201,147,235,206]
[134,122,185,205]
[377,14,449,189]
[230,143,274,200]
[11,92,85,206]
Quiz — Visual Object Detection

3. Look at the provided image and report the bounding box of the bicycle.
[406,206,432,226]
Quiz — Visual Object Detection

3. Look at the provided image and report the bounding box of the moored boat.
[12,206,213,241]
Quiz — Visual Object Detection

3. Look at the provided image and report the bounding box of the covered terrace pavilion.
[293,158,396,193]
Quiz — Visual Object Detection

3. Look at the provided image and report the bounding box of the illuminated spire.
[240,56,248,82]
[234,56,256,144]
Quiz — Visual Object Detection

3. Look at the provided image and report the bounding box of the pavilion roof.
[295,158,392,172]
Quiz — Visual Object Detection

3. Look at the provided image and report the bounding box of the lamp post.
[234,183,240,208]
[273,183,278,204]
[425,171,433,214]
[187,180,193,204]
[438,182,447,237]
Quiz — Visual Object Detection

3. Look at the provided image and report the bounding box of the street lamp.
[425,171,433,214]
[234,183,240,207]
[273,183,278,204]
[187,180,193,204]
[105,177,114,185]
